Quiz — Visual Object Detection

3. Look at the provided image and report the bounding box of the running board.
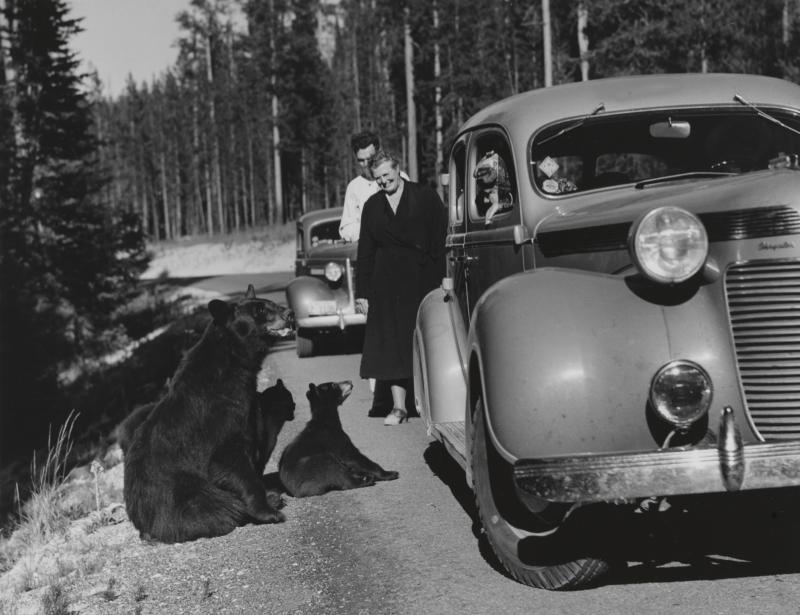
[431,421,467,474]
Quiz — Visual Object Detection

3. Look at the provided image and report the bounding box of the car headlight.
[649,360,712,429]
[630,207,708,283]
[324,261,343,282]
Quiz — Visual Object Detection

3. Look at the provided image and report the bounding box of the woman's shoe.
[384,407,408,426]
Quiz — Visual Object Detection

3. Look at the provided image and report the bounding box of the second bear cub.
[279,381,398,497]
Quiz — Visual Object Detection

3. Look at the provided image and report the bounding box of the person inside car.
[474,150,513,223]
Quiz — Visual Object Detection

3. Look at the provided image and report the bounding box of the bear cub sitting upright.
[255,378,296,475]
[279,380,398,497]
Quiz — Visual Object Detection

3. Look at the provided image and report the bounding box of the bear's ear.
[276,378,285,389]
[305,383,316,401]
[208,299,232,325]
[245,284,257,300]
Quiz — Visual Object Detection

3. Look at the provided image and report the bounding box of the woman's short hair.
[369,149,401,171]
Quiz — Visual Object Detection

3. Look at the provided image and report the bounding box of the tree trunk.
[270,0,283,225]
[248,134,256,226]
[433,1,444,199]
[404,7,418,181]
[160,150,170,239]
[190,32,210,235]
[351,9,361,132]
[206,21,225,234]
[541,0,552,87]
[577,2,589,81]
[301,147,308,215]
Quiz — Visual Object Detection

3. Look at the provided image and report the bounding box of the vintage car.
[413,73,800,589]
[286,206,365,357]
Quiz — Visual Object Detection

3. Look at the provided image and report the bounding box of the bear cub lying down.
[123,285,293,543]
[279,380,398,497]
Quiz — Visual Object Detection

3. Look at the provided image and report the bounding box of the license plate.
[308,300,338,316]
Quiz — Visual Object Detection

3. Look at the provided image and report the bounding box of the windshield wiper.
[535,103,606,147]
[733,93,800,138]
[634,171,735,189]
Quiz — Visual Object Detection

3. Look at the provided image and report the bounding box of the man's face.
[355,144,377,180]
[372,161,401,194]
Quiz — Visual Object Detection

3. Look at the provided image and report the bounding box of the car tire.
[296,330,315,358]
[471,399,610,590]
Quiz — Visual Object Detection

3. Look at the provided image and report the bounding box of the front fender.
[471,268,750,462]
[286,276,340,321]
[413,287,468,427]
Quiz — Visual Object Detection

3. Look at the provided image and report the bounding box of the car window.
[309,220,347,248]
[469,132,517,224]
[530,108,800,196]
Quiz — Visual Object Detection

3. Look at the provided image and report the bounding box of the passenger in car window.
[474,150,513,223]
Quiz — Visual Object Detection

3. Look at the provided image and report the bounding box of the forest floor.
[0,229,296,615]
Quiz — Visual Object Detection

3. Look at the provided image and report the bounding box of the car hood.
[303,242,358,260]
[535,169,800,235]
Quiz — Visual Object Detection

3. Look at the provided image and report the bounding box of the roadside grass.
[1,412,78,573]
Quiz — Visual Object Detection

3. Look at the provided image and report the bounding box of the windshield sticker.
[538,156,559,177]
[542,179,560,193]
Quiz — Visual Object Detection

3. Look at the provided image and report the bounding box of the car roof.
[298,206,344,228]
[459,73,800,137]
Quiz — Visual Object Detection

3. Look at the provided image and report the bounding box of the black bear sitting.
[279,380,399,497]
[123,285,293,543]
[255,378,295,475]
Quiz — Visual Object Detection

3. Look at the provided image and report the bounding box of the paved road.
[111,275,800,614]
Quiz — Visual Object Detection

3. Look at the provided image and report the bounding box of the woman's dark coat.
[356,180,448,380]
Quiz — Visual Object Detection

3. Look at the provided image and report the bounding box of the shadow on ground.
[423,440,800,589]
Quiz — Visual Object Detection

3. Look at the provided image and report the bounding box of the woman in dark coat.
[355,150,448,425]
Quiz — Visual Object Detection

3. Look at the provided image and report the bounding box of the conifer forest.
[2,0,800,469]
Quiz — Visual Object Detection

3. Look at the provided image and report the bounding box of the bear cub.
[279,380,398,497]
[255,378,296,475]
[123,285,293,543]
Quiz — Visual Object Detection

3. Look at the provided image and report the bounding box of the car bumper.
[513,407,800,503]
[296,313,367,330]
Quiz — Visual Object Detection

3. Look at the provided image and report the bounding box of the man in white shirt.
[339,131,409,242]
[339,131,381,242]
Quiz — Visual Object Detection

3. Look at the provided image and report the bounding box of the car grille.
[726,260,800,440]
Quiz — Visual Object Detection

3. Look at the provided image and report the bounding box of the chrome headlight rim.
[649,359,713,429]
[324,261,343,282]
[629,206,709,284]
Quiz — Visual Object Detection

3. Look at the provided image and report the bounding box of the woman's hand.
[355,298,369,315]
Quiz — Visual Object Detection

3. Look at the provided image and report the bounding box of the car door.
[463,129,525,316]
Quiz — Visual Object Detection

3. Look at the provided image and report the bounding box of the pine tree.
[0,0,147,463]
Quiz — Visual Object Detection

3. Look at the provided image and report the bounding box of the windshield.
[309,220,346,248]
[530,108,800,196]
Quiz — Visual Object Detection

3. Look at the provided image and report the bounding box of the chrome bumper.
[296,312,366,330]
[514,407,800,503]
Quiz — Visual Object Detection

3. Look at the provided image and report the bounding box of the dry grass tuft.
[24,411,79,545]
[41,582,72,615]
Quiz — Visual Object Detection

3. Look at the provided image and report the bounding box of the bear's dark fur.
[254,379,295,475]
[115,401,156,455]
[123,285,293,543]
[278,381,399,497]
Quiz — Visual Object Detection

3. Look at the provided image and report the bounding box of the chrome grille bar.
[726,260,800,439]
